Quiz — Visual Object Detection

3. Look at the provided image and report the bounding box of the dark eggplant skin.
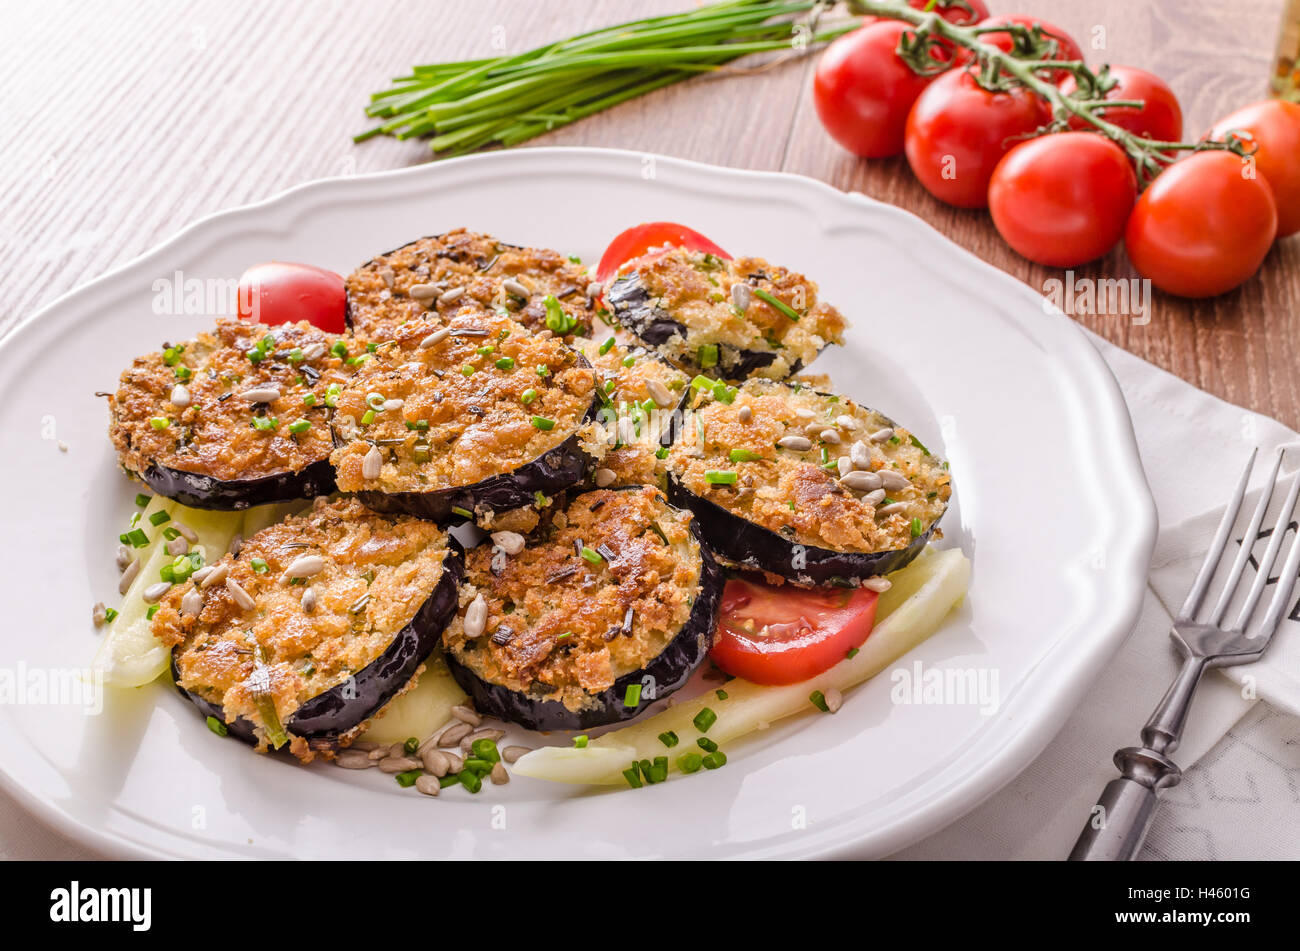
[606,271,804,383]
[352,392,603,523]
[135,457,336,511]
[173,543,465,752]
[444,524,726,732]
[666,473,940,587]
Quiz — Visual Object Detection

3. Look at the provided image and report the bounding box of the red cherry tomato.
[710,579,879,686]
[595,222,730,285]
[1208,99,1300,237]
[1125,150,1278,298]
[977,15,1085,85]
[236,262,347,333]
[861,0,989,27]
[989,132,1137,267]
[1060,66,1183,142]
[904,68,1051,209]
[814,21,955,159]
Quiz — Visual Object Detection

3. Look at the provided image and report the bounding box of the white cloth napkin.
[895,330,1300,860]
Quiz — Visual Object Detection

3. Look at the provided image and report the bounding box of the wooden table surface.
[3,0,1296,428]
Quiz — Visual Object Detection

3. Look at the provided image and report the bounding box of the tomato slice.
[595,222,731,284]
[236,261,347,333]
[710,579,879,686]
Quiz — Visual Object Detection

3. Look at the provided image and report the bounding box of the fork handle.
[1068,747,1181,861]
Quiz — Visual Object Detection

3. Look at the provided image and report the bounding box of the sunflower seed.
[585,281,603,298]
[875,502,907,518]
[646,379,675,408]
[850,440,872,469]
[502,745,532,764]
[142,581,171,603]
[450,704,481,726]
[301,342,327,362]
[443,752,464,773]
[377,267,396,290]
[490,762,510,785]
[349,740,381,752]
[836,456,853,478]
[777,435,812,451]
[421,748,450,776]
[92,602,107,626]
[378,756,421,774]
[408,282,441,300]
[862,577,892,593]
[877,470,911,492]
[282,554,326,581]
[226,578,255,610]
[419,327,451,349]
[362,445,383,480]
[201,563,229,589]
[594,467,616,487]
[823,687,843,714]
[240,386,281,403]
[170,384,191,408]
[862,489,886,507]
[118,558,141,594]
[490,531,525,555]
[869,427,894,443]
[731,283,752,312]
[388,742,407,759]
[172,521,198,543]
[737,405,753,423]
[415,775,442,797]
[464,593,488,638]
[335,750,376,769]
[438,722,472,748]
[300,587,317,613]
[502,278,530,298]
[181,588,203,617]
[165,536,189,557]
[116,544,133,572]
[840,470,882,493]
[835,414,857,430]
[381,398,403,412]
[819,429,842,444]
[368,746,389,761]
[794,407,816,420]
[438,286,466,305]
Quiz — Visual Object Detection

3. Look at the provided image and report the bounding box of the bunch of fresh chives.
[357,0,854,156]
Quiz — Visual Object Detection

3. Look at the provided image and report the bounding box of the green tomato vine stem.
[846,0,1248,188]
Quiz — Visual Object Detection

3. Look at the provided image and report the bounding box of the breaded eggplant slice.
[605,248,846,382]
[108,319,361,509]
[442,486,724,731]
[346,228,595,343]
[330,308,604,522]
[573,334,691,488]
[154,497,463,761]
[666,379,950,586]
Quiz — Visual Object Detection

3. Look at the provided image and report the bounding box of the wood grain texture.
[1,0,1295,433]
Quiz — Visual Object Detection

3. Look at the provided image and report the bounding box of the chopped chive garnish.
[495,356,515,370]
[162,345,184,366]
[330,341,348,359]
[250,558,269,573]
[149,417,170,430]
[360,409,375,425]
[288,419,311,435]
[624,683,642,708]
[702,750,727,770]
[910,517,924,537]
[531,416,555,430]
[697,344,719,368]
[403,737,419,756]
[543,295,576,334]
[536,364,550,377]
[690,374,713,391]
[134,493,150,507]
[753,287,800,321]
[395,769,421,788]
[206,715,228,737]
[324,383,342,408]
[655,447,669,459]
[149,510,170,526]
[145,604,160,620]
[604,379,616,393]
[622,355,636,368]
[103,607,119,623]
[889,435,901,445]
[122,528,149,548]
[459,770,483,794]
[697,736,718,753]
[677,752,703,773]
[172,365,192,381]
[728,449,761,462]
[712,382,737,404]
[649,756,669,783]
[286,347,304,363]
[302,393,317,406]
[476,345,495,356]
[910,434,931,455]
[623,766,644,788]
[346,354,370,368]
[599,336,616,355]
[580,546,602,565]
[846,647,860,659]
[573,734,589,749]
[472,738,501,762]
[704,471,737,485]
[534,490,548,508]
[461,364,475,376]
[715,688,728,700]
[659,730,679,748]
[809,690,829,712]
[520,388,538,404]
[451,506,473,519]
[693,708,717,733]
[251,415,278,431]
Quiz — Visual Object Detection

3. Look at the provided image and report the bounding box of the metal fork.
[1069,448,1300,861]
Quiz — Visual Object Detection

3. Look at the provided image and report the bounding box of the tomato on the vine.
[1060,66,1182,142]
[1125,150,1278,298]
[904,67,1050,208]
[236,262,347,333]
[1208,99,1300,237]
[595,222,730,284]
[989,132,1136,267]
[976,15,1085,85]
[860,0,989,27]
[710,578,879,686]
[814,20,955,159]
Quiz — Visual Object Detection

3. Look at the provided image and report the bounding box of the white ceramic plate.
[0,148,1155,859]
